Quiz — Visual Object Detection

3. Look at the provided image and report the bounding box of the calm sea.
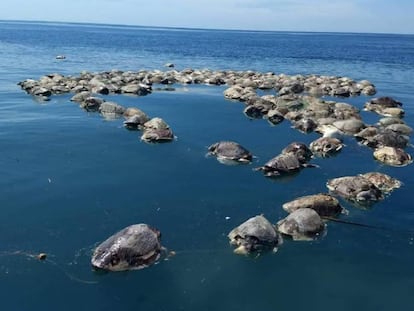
[0,21,414,311]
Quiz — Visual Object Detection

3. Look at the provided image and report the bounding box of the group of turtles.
[18,68,412,271]
[89,138,403,271]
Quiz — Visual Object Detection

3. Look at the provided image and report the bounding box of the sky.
[0,0,413,34]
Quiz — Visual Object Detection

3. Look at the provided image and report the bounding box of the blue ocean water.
[0,21,414,311]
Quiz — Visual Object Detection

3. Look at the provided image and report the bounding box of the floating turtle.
[359,172,402,193]
[332,118,366,135]
[277,208,325,241]
[143,117,170,130]
[373,146,413,167]
[309,137,343,157]
[123,108,150,130]
[292,118,317,134]
[281,142,313,163]
[228,215,281,255]
[367,130,409,149]
[385,123,413,136]
[282,193,345,217]
[91,224,165,271]
[326,175,383,205]
[141,128,174,143]
[207,141,253,164]
[255,153,312,177]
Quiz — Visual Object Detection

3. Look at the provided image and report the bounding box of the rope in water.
[0,250,98,285]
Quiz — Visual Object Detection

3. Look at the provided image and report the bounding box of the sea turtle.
[366,130,409,149]
[255,152,311,177]
[385,123,413,136]
[282,193,345,217]
[326,175,383,204]
[207,141,253,164]
[91,224,165,271]
[292,118,317,133]
[332,118,366,135]
[141,128,174,143]
[123,108,150,130]
[228,215,281,255]
[143,117,170,130]
[373,146,413,167]
[359,172,402,193]
[281,142,313,163]
[277,208,325,241]
[309,137,343,157]
[364,97,403,115]
[124,114,150,130]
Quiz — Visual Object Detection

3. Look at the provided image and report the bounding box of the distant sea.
[0,21,413,311]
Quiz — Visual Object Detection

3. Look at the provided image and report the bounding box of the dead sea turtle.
[123,109,150,130]
[367,130,409,148]
[255,153,311,177]
[282,193,345,217]
[309,137,343,157]
[373,146,413,167]
[277,208,325,241]
[359,172,402,193]
[91,224,165,271]
[281,142,313,163]
[332,118,366,135]
[207,141,253,164]
[141,128,174,143]
[228,215,281,255]
[326,175,383,204]
[143,117,170,130]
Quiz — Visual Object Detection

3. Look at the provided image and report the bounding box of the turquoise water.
[0,21,414,311]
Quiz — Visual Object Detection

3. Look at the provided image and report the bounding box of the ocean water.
[0,21,414,311]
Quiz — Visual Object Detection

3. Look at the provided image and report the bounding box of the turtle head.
[91,248,129,271]
[207,143,218,153]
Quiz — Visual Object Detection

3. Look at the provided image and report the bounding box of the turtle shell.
[282,193,343,217]
[141,128,174,143]
[277,208,325,241]
[309,137,343,157]
[260,153,302,177]
[326,175,383,204]
[228,215,281,255]
[359,172,402,193]
[208,141,253,163]
[281,142,313,163]
[91,224,163,271]
[373,146,413,167]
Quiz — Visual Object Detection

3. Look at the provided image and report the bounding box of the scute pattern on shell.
[228,215,281,255]
[91,224,164,272]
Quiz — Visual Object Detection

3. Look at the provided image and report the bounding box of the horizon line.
[1,18,413,36]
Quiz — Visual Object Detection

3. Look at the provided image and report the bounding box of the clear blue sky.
[0,0,413,34]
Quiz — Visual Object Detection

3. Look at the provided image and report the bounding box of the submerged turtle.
[91,224,165,271]
[326,175,383,205]
[277,208,325,241]
[282,193,345,217]
[359,172,402,193]
[141,128,174,143]
[309,137,343,157]
[373,146,413,167]
[207,141,253,164]
[228,215,281,255]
